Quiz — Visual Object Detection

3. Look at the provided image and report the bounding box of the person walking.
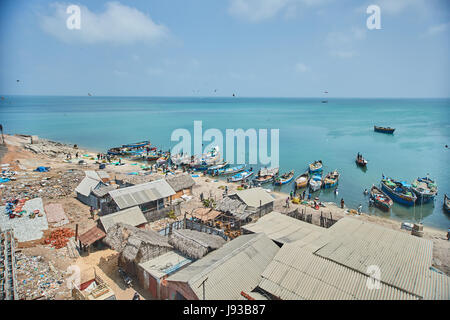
[286,197,290,208]
[358,204,362,214]
[340,198,345,209]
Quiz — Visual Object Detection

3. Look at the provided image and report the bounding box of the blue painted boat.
[411,177,437,204]
[309,173,322,192]
[381,178,417,206]
[213,164,246,176]
[274,170,294,186]
[309,160,323,173]
[206,162,228,174]
[228,170,254,182]
[323,170,339,189]
[444,194,450,214]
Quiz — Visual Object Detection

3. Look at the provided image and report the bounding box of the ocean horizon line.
[1,94,450,100]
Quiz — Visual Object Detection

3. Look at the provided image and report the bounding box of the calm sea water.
[1,96,449,230]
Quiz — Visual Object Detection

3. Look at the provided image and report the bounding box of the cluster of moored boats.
[369,175,439,211]
[108,140,447,213]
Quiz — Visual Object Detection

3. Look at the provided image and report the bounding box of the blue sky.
[0,0,449,97]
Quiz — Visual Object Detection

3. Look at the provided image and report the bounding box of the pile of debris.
[0,169,84,204]
[23,139,85,159]
[44,228,75,249]
[1,163,16,183]
[15,253,70,300]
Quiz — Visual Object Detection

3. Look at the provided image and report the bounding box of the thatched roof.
[169,229,226,260]
[104,223,172,262]
[215,196,252,220]
[192,208,222,222]
[165,173,195,192]
[114,173,160,186]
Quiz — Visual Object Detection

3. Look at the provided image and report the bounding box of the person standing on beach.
[290,191,293,199]
[286,197,290,208]
[358,204,362,214]
[302,190,306,200]
[340,198,345,209]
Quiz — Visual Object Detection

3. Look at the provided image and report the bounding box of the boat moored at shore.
[274,170,294,186]
[323,170,340,189]
[309,173,322,192]
[295,172,309,189]
[381,177,417,206]
[213,164,246,176]
[412,176,438,204]
[444,194,450,214]
[370,185,393,211]
[309,160,323,173]
[228,170,254,182]
[254,167,279,185]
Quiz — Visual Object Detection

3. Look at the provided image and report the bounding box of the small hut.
[104,223,172,276]
[168,229,226,260]
[165,173,195,200]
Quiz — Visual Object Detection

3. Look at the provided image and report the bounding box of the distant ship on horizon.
[321,90,328,103]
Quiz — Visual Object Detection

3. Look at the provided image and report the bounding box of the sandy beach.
[1,133,449,300]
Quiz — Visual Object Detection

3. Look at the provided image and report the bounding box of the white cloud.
[295,63,309,72]
[41,2,169,45]
[325,28,366,59]
[422,22,450,37]
[376,0,426,15]
[228,0,329,22]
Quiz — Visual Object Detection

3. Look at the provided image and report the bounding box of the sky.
[0,0,449,98]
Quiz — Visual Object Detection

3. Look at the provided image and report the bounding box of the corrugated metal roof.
[85,170,100,181]
[139,251,192,279]
[78,226,106,246]
[75,177,102,197]
[242,211,325,244]
[233,188,275,208]
[257,217,449,300]
[167,233,279,300]
[259,242,419,300]
[109,180,175,210]
[99,206,147,232]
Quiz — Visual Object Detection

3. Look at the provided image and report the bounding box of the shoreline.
[2,133,447,233]
[1,133,449,280]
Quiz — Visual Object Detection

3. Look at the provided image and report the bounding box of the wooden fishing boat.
[323,170,340,189]
[295,172,309,189]
[381,177,417,206]
[156,153,170,166]
[228,170,254,182]
[309,173,322,192]
[309,160,323,173]
[274,170,294,186]
[444,194,450,214]
[355,154,368,167]
[107,141,151,156]
[254,167,279,184]
[412,177,438,204]
[206,162,228,174]
[370,185,393,211]
[213,164,246,176]
[374,126,395,134]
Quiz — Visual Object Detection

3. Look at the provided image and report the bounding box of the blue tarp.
[0,178,10,183]
[34,166,50,172]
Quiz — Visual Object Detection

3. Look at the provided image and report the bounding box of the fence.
[158,219,228,241]
[284,208,338,229]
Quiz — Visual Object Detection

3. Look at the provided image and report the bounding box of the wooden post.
[75,224,79,242]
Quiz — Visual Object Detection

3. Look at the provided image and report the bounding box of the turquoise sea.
[1,96,449,230]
